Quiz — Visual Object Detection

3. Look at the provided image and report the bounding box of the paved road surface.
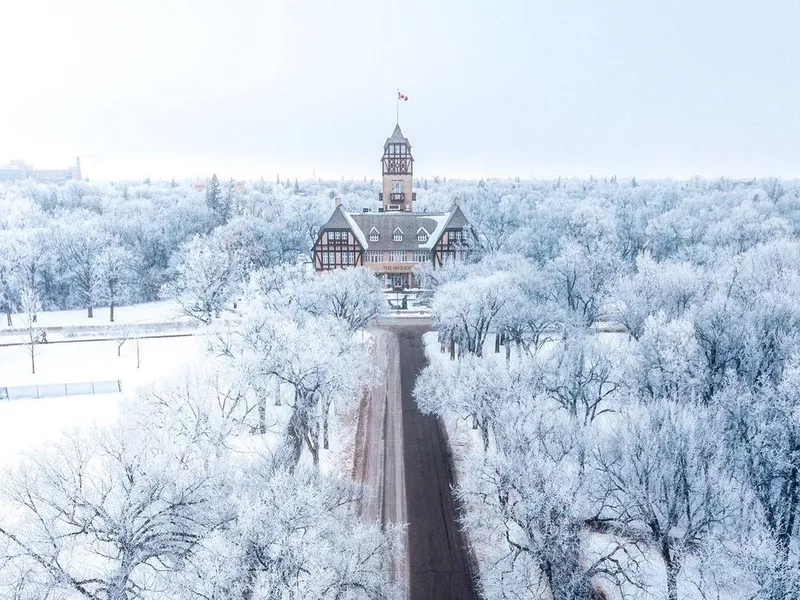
[355,324,478,600]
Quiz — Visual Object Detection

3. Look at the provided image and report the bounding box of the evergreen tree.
[206,174,221,214]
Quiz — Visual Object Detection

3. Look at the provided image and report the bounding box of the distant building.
[0,157,82,183]
[312,125,474,289]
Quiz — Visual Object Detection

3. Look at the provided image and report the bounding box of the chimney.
[454,195,461,206]
[334,196,342,209]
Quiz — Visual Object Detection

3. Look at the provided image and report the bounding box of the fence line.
[0,380,122,401]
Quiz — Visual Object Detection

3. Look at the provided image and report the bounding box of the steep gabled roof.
[444,203,470,229]
[316,205,369,249]
[342,210,369,249]
[319,204,350,230]
[315,200,473,253]
[384,124,410,147]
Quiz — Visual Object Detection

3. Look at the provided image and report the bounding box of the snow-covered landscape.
[3,2,800,598]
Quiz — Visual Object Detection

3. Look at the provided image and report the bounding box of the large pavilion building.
[312,125,473,288]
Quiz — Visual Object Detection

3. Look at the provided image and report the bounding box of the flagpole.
[396,89,399,125]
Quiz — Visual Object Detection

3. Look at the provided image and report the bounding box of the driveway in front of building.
[354,321,479,600]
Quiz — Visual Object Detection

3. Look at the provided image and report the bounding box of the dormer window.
[369,227,379,242]
[393,227,403,242]
[417,227,429,242]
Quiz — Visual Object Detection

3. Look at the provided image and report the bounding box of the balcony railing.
[390,192,405,202]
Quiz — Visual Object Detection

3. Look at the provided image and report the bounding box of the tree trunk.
[87,305,93,319]
[777,462,798,562]
[30,348,35,375]
[136,339,140,368]
[305,425,319,468]
[273,377,281,406]
[662,542,679,600]
[258,396,267,434]
[282,407,305,469]
[109,301,115,323]
[482,423,490,452]
[506,340,511,361]
[5,311,11,326]
[495,334,500,354]
[449,338,455,360]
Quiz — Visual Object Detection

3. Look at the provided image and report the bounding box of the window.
[393,228,403,242]
[369,228,379,242]
[366,251,383,263]
[330,230,349,244]
[389,250,406,262]
[321,251,333,265]
[413,251,430,262]
[417,228,428,242]
[342,251,355,265]
[391,181,404,194]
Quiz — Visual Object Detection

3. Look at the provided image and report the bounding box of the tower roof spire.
[385,124,410,147]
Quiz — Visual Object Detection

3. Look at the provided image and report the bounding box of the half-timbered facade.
[312,124,474,288]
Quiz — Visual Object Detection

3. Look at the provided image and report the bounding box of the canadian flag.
[397,90,408,101]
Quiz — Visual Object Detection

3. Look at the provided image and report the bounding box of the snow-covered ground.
[0,300,189,331]
[0,304,371,481]
[0,335,202,388]
[0,332,204,467]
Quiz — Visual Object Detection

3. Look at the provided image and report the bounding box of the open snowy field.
[0,334,204,466]
[0,334,202,388]
[0,300,188,331]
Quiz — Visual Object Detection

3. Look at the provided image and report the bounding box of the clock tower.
[380,124,414,211]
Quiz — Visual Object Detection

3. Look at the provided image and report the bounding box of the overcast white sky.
[1,0,799,181]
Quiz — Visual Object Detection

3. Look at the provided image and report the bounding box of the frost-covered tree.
[97,244,136,322]
[0,233,17,325]
[433,271,511,357]
[541,333,619,428]
[164,234,243,324]
[57,219,108,318]
[415,355,524,451]
[613,254,704,340]
[19,287,42,374]
[591,401,733,600]
[546,241,621,329]
[213,308,372,467]
[9,227,50,317]
[0,426,225,600]
[296,267,384,331]
[459,411,634,600]
[624,313,704,404]
[718,364,800,590]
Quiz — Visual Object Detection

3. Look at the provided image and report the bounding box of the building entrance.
[389,274,407,289]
